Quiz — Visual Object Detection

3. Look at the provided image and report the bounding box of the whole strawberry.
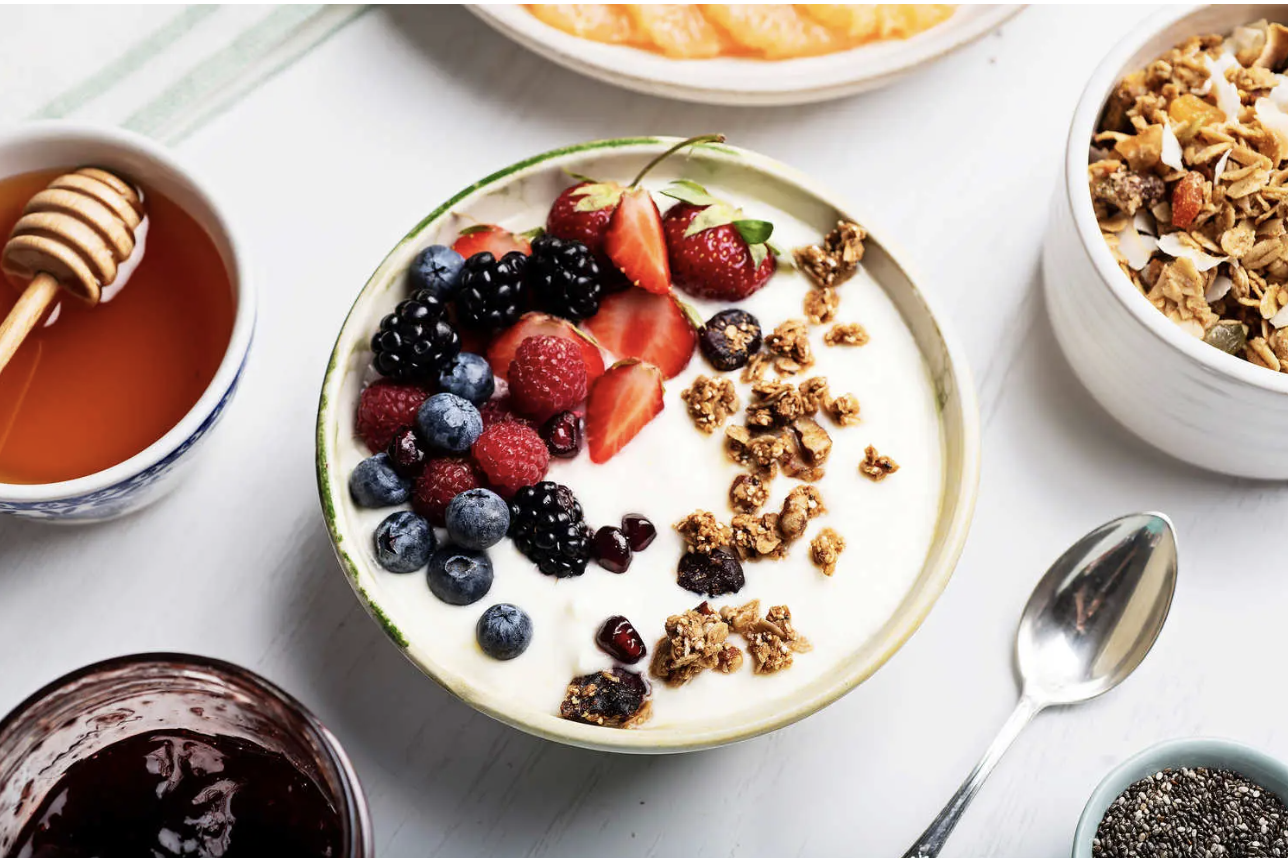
[547,181,619,263]
[660,181,776,302]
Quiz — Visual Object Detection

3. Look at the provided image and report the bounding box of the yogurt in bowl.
[316,137,979,752]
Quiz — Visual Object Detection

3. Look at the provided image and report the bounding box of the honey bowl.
[0,123,253,522]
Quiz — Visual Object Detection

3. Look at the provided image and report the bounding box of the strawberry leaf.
[660,180,718,207]
[683,202,739,238]
[563,168,599,183]
[520,225,546,240]
[676,297,705,331]
[572,182,624,212]
[457,224,495,236]
[748,242,769,270]
[733,219,773,245]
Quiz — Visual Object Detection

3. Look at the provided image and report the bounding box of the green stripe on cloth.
[123,4,367,145]
[31,5,221,120]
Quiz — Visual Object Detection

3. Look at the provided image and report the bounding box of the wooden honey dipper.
[0,167,145,374]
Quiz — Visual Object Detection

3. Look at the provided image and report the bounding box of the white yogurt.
[340,188,944,731]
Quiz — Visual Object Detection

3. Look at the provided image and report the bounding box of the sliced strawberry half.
[452,224,532,259]
[603,188,671,295]
[487,312,606,380]
[586,360,664,464]
[582,288,696,379]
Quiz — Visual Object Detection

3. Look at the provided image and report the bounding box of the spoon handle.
[901,695,1042,858]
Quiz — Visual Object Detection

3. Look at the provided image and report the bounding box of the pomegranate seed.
[596,615,647,664]
[540,410,583,459]
[620,513,656,551]
[591,526,632,573]
[386,426,427,477]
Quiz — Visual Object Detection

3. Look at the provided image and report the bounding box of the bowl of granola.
[1045,7,1288,478]
[316,137,979,752]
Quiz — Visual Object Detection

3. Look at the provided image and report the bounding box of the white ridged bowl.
[1044,4,1288,479]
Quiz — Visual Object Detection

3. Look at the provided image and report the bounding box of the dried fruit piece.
[677,547,745,596]
[559,667,652,728]
[1171,171,1206,229]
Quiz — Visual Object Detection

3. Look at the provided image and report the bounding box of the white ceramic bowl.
[1044,5,1288,479]
[0,122,254,522]
[468,5,1023,106]
[316,137,980,753]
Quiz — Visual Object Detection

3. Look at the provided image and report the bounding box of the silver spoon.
[902,512,1179,858]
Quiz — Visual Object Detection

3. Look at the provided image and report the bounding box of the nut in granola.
[730,473,770,514]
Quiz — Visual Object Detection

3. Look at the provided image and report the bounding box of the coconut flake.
[1270,76,1288,107]
[1157,233,1228,271]
[1134,209,1157,236]
[1203,53,1243,121]
[1272,304,1288,328]
[1205,274,1234,303]
[1213,148,1232,185]
[1256,97,1288,151]
[1117,220,1158,270]
[1230,25,1263,59]
[1158,121,1184,171]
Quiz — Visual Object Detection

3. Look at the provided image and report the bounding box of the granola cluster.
[649,602,743,687]
[764,319,815,376]
[1092,21,1288,370]
[650,600,811,683]
[809,527,847,576]
[721,601,812,675]
[680,375,739,433]
[859,445,900,482]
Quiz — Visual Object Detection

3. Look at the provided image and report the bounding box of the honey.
[0,170,234,484]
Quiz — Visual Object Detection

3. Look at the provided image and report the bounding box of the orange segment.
[623,5,729,59]
[699,4,840,59]
[797,5,881,43]
[525,4,637,44]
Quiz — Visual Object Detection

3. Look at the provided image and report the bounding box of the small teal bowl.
[1074,738,1288,857]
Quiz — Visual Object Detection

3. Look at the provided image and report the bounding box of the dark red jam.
[6,729,342,858]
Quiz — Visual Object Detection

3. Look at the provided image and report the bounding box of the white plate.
[468,4,1024,105]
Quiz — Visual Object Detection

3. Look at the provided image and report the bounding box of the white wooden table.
[4,6,1280,857]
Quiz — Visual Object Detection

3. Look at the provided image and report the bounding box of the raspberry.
[478,396,533,429]
[412,458,481,525]
[471,421,550,497]
[507,335,588,421]
[356,380,432,453]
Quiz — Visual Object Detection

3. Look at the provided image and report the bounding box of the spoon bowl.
[1017,512,1178,706]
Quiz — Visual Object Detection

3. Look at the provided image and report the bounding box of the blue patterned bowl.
[0,123,253,523]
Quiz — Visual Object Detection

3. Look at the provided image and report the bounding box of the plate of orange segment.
[468,4,1023,105]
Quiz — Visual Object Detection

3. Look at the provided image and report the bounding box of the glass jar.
[0,653,372,857]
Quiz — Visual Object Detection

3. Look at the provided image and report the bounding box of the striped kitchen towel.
[1,5,366,145]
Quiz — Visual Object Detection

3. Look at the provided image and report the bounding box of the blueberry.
[415,392,483,453]
[373,511,436,573]
[426,546,493,605]
[446,488,510,550]
[409,244,465,300]
[476,603,533,660]
[349,453,410,508]
[438,353,495,405]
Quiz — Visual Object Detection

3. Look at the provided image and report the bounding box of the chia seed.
[1093,767,1288,858]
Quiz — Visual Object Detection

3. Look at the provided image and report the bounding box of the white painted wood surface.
[4,6,1278,857]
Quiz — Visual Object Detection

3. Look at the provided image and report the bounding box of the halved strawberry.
[582,288,696,379]
[604,188,671,294]
[586,360,664,464]
[487,312,606,380]
[452,224,532,259]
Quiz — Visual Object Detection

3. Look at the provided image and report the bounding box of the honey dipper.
[0,167,144,374]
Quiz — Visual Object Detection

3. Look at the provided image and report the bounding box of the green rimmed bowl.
[315,137,981,753]
[1074,738,1288,857]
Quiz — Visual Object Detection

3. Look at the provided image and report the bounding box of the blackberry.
[699,309,762,372]
[526,235,603,321]
[371,290,461,381]
[456,251,529,331]
[509,481,592,578]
